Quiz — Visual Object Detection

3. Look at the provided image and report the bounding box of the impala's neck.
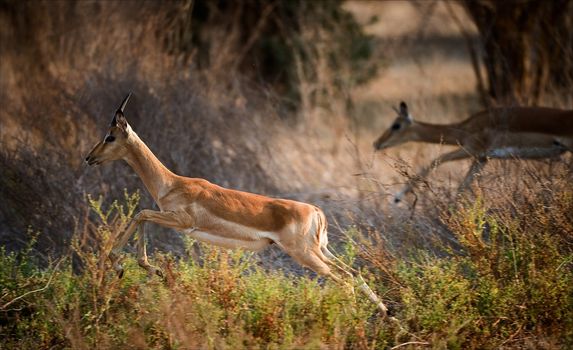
[411,121,466,146]
[123,131,176,202]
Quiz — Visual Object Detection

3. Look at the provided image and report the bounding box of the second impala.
[374,102,573,202]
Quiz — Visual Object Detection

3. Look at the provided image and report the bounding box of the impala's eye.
[391,123,401,131]
[105,135,116,143]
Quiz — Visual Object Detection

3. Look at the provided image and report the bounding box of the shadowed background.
[1,0,572,264]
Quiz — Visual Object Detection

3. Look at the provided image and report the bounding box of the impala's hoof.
[146,266,164,280]
[385,303,396,318]
[117,268,124,279]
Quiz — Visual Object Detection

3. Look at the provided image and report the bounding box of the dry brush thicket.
[1,1,572,348]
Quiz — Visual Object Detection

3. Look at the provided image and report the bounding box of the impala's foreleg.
[109,218,140,277]
[135,221,165,278]
[458,157,487,194]
[110,209,189,278]
[395,148,472,203]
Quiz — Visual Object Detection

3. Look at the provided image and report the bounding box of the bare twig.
[390,341,430,350]
[1,259,63,310]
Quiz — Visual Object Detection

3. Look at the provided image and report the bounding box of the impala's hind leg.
[109,218,140,278]
[277,242,345,284]
[319,246,388,316]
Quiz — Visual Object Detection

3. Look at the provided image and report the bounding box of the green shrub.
[0,193,381,349]
[395,193,573,348]
[2,184,572,349]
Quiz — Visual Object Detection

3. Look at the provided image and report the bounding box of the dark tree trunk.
[463,0,573,105]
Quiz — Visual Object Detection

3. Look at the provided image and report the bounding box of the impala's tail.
[313,207,388,316]
[313,206,329,249]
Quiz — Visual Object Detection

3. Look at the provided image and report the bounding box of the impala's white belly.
[181,228,273,251]
[487,146,565,159]
[179,203,281,251]
[487,147,522,158]
[487,132,567,159]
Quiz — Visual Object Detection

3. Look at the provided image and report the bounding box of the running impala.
[374,102,573,202]
[85,94,389,315]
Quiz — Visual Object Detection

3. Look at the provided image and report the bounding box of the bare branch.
[390,341,430,350]
[1,259,63,310]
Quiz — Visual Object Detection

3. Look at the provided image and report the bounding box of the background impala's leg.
[395,148,472,202]
[555,137,573,152]
[458,157,487,194]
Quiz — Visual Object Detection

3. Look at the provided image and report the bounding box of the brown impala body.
[373,102,573,202]
[85,94,388,315]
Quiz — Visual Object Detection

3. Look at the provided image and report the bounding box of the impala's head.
[373,101,415,151]
[85,94,133,166]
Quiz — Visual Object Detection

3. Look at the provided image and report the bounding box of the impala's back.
[484,107,573,136]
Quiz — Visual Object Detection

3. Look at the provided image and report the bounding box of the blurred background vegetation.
[0,0,572,348]
[0,0,380,256]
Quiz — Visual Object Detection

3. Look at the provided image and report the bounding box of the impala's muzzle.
[85,155,101,166]
[373,130,394,151]
[373,138,386,151]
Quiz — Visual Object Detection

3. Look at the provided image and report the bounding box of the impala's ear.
[399,101,413,122]
[114,111,129,133]
[110,93,132,133]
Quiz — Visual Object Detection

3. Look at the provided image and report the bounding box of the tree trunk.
[463,0,573,105]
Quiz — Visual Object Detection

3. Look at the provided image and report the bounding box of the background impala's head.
[373,101,415,151]
[85,94,133,166]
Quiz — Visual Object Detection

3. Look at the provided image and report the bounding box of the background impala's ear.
[399,101,413,122]
[399,101,408,116]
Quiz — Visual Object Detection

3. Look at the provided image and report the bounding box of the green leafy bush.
[0,193,380,349]
[1,184,572,348]
[395,193,573,348]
